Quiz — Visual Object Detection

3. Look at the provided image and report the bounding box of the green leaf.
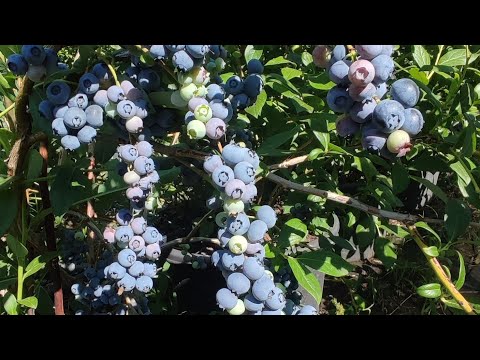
[29,208,54,231]
[264,56,294,66]
[94,135,118,165]
[347,212,356,227]
[308,148,323,161]
[0,73,11,89]
[297,250,354,277]
[315,132,330,151]
[455,251,466,290]
[461,118,476,158]
[416,283,442,299]
[139,53,155,67]
[379,224,410,238]
[256,125,300,156]
[281,67,302,81]
[308,73,335,91]
[29,89,52,136]
[17,296,38,309]
[245,90,267,118]
[391,162,410,194]
[244,45,263,63]
[158,166,181,184]
[445,199,472,241]
[6,235,27,261]
[415,222,442,244]
[450,161,471,186]
[3,292,18,315]
[301,51,313,66]
[278,218,308,248]
[36,286,54,315]
[0,189,19,236]
[459,83,475,114]
[353,156,378,182]
[423,246,440,257]
[410,175,448,203]
[149,91,174,107]
[25,149,43,180]
[410,79,442,111]
[264,243,276,259]
[287,257,322,305]
[329,235,356,251]
[0,277,16,290]
[374,238,397,268]
[355,217,377,250]
[412,45,431,68]
[409,68,429,85]
[0,128,15,153]
[439,49,467,67]
[24,252,59,280]
[50,162,91,216]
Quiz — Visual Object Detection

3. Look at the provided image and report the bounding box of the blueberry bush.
[0,45,479,315]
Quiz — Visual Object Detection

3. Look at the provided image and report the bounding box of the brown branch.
[153,143,208,161]
[265,172,480,228]
[38,141,64,315]
[7,77,34,177]
[86,144,98,263]
[153,143,480,230]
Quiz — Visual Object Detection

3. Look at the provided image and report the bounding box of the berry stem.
[407,225,475,315]
[106,63,120,87]
[427,45,445,81]
[0,102,15,119]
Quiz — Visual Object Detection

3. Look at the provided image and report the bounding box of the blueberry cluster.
[183,58,265,141]
[313,45,424,158]
[70,249,132,315]
[70,140,163,314]
[202,143,288,315]
[6,45,67,82]
[116,141,160,211]
[223,59,264,112]
[58,230,89,275]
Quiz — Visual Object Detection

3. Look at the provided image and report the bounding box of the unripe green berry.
[194,104,213,123]
[180,83,197,101]
[227,299,245,315]
[223,198,245,214]
[228,235,248,254]
[187,120,206,139]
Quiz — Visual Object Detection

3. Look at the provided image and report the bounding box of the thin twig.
[184,209,214,242]
[407,225,475,315]
[65,211,104,242]
[269,155,309,170]
[170,132,180,146]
